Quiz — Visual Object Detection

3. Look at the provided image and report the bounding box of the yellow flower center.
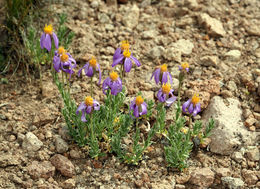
[85,96,94,106]
[191,94,200,105]
[162,83,171,94]
[161,64,168,72]
[121,40,130,51]
[110,71,119,81]
[89,57,97,68]
[44,24,53,35]
[181,62,189,69]
[58,46,66,55]
[123,50,131,58]
[135,96,144,106]
[181,128,188,134]
[60,53,69,62]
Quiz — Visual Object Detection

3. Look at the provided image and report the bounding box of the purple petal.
[53,56,61,72]
[76,102,87,115]
[81,110,87,122]
[130,55,141,67]
[93,100,100,111]
[188,103,194,114]
[166,96,177,107]
[168,72,173,84]
[124,58,132,72]
[102,77,110,94]
[186,68,189,72]
[52,32,59,49]
[140,102,147,115]
[133,105,139,118]
[86,66,94,77]
[112,55,124,67]
[151,68,160,85]
[97,64,101,85]
[157,89,166,102]
[40,33,45,49]
[161,72,168,84]
[193,103,201,116]
[44,34,52,52]
[182,99,191,113]
[113,48,122,61]
[86,106,92,114]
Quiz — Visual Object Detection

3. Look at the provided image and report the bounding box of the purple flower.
[76,96,100,122]
[178,62,189,72]
[40,24,59,52]
[157,83,177,106]
[112,41,141,72]
[182,94,201,116]
[151,64,173,85]
[130,96,147,118]
[53,47,76,78]
[102,71,122,95]
[78,57,102,85]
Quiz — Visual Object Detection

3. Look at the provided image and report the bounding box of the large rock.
[189,168,215,187]
[198,13,226,37]
[22,132,43,152]
[221,177,244,189]
[202,96,256,155]
[27,161,55,179]
[122,4,139,29]
[172,39,194,56]
[148,46,165,59]
[225,50,241,61]
[50,154,75,177]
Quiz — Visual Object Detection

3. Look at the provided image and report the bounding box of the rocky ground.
[0,0,260,188]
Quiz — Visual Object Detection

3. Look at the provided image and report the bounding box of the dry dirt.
[0,0,259,188]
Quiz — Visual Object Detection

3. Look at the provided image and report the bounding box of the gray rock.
[55,136,69,154]
[50,154,75,177]
[164,48,182,62]
[226,81,237,92]
[148,46,165,59]
[231,151,244,163]
[172,39,194,56]
[221,177,244,189]
[245,146,259,161]
[200,56,218,67]
[142,30,157,39]
[225,50,241,61]
[98,13,110,24]
[90,0,99,8]
[202,96,256,155]
[22,132,43,152]
[122,5,139,29]
[198,13,226,37]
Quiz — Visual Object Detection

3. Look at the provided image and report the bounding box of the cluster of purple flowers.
[75,40,142,121]
[40,24,201,122]
[150,62,201,116]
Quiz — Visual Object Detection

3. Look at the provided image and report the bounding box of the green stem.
[38,62,43,93]
[188,113,192,129]
[62,71,65,86]
[91,76,93,97]
[90,113,94,141]
[121,63,124,81]
[67,74,70,95]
